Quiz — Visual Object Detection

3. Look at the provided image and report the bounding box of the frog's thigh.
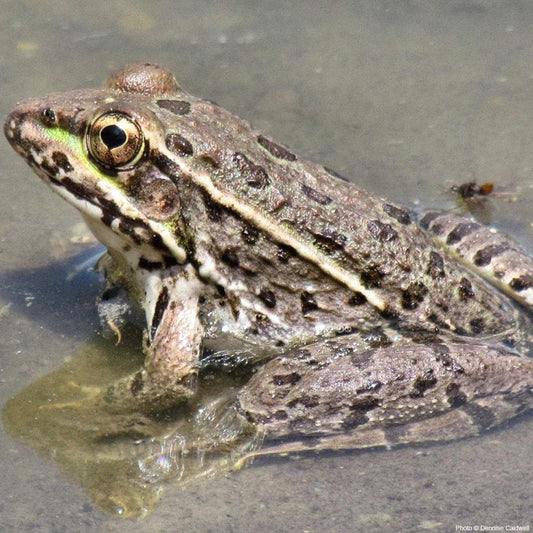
[239,341,532,447]
[106,290,203,412]
[420,210,533,307]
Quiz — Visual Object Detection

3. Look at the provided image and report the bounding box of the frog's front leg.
[105,270,204,412]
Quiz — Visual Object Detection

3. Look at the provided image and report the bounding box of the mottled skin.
[4,63,532,448]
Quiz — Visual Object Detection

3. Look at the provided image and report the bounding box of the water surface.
[1,1,531,531]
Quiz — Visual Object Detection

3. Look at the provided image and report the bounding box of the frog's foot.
[238,340,533,449]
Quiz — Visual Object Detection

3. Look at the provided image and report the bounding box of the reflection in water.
[2,336,262,518]
[4,327,532,518]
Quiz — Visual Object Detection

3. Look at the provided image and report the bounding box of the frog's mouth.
[45,160,187,265]
[47,170,162,246]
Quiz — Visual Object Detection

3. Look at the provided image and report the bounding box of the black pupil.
[100,124,127,149]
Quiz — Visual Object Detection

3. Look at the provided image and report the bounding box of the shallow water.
[1,1,532,531]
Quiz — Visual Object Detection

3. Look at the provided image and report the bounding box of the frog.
[4,63,532,453]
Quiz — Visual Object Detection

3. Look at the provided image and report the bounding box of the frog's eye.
[87,112,145,170]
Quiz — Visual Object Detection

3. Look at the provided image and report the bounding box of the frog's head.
[4,63,188,266]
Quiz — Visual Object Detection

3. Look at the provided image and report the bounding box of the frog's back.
[145,73,523,341]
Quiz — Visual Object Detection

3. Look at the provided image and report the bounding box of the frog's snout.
[4,107,21,146]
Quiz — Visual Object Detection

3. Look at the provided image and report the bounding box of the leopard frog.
[5,63,532,451]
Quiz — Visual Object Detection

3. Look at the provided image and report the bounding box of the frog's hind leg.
[419,210,532,308]
[237,341,533,454]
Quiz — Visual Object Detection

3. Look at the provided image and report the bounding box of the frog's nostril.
[41,107,57,127]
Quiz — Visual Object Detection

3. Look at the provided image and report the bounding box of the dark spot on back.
[301,183,332,205]
[429,221,447,236]
[166,133,194,156]
[257,135,297,161]
[241,224,259,245]
[446,383,467,407]
[379,305,399,320]
[277,245,295,263]
[301,291,318,315]
[367,220,398,242]
[342,397,380,429]
[401,281,428,310]
[221,248,239,267]
[409,369,437,398]
[382,204,411,225]
[312,228,347,254]
[446,222,480,245]
[233,152,270,188]
[434,346,464,374]
[360,264,384,289]
[458,277,475,300]
[157,99,191,115]
[469,318,485,334]
[427,251,445,279]
[258,288,276,308]
[347,292,367,306]
[473,244,509,267]
[509,274,533,292]
[419,211,442,230]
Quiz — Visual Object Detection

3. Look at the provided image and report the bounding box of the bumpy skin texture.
[4,63,532,446]
[238,341,532,448]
